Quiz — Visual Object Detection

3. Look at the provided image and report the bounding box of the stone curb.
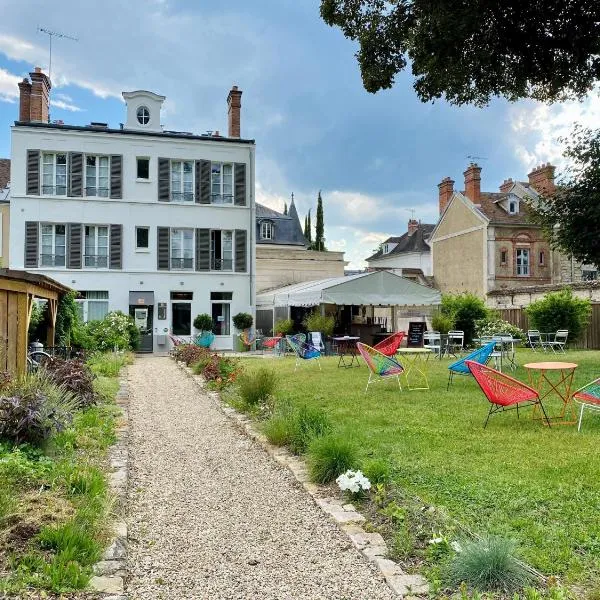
[89,372,130,599]
[177,361,429,599]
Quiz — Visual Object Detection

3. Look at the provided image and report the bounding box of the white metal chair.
[545,330,568,353]
[527,330,545,352]
[493,333,517,370]
[309,332,325,352]
[423,331,442,356]
[479,335,503,371]
[446,330,464,357]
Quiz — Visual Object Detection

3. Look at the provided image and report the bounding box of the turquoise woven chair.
[194,331,215,349]
[447,341,496,389]
[356,342,404,394]
[285,335,321,372]
[573,378,600,431]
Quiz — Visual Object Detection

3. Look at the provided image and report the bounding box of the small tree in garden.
[525,288,592,342]
[441,293,489,345]
[55,291,81,345]
[303,311,335,336]
[193,313,213,332]
[232,312,253,331]
[274,318,294,336]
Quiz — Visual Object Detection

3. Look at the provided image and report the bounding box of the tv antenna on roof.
[37,26,78,82]
[466,155,488,161]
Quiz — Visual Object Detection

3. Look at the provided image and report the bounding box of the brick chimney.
[438,176,454,215]
[528,163,556,195]
[463,163,481,203]
[18,78,32,121]
[18,67,51,123]
[407,219,419,235]
[227,85,242,138]
[499,178,513,193]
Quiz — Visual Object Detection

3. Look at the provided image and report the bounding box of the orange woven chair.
[373,331,405,357]
[465,360,551,428]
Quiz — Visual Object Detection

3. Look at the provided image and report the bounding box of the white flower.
[336,469,372,495]
[451,541,462,553]
[429,537,444,545]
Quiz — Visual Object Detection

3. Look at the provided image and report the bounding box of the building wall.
[366,250,432,276]
[0,204,9,267]
[10,125,255,351]
[256,246,345,292]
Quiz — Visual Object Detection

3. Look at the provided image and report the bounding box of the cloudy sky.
[0,0,598,268]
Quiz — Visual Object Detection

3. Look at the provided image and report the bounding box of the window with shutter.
[109,224,122,269]
[157,227,170,270]
[198,160,211,204]
[235,229,247,272]
[67,223,82,269]
[69,153,83,197]
[234,163,246,206]
[24,221,39,267]
[26,150,40,196]
[110,155,122,199]
[195,229,210,271]
[158,158,170,202]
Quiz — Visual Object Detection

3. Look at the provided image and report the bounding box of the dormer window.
[260,221,273,240]
[382,244,389,254]
[508,200,518,214]
[137,106,150,125]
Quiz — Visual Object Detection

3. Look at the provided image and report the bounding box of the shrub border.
[175,360,428,599]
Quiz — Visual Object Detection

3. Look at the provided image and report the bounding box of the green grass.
[239,349,600,589]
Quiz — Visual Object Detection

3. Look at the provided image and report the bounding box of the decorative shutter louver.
[109,224,122,269]
[199,160,211,204]
[68,152,83,197]
[110,155,122,199]
[157,227,170,270]
[67,223,82,269]
[235,229,247,272]
[234,163,246,206]
[26,150,40,195]
[158,158,170,202]
[24,221,39,268]
[196,229,210,271]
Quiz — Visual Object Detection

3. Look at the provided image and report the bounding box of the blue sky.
[0,0,597,268]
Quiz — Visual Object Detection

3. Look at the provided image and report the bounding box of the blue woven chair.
[194,331,215,349]
[286,335,321,372]
[447,341,496,389]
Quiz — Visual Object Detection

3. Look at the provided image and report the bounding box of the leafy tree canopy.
[320,0,600,105]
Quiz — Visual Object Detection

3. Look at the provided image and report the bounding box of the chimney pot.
[18,78,32,122]
[463,163,482,203]
[408,218,419,234]
[499,177,514,193]
[438,176,455,215]
[227,85,243,138]
[28,67,51,123]
[528,163,556,196]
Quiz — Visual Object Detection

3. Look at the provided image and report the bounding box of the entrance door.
[130,305,154,353]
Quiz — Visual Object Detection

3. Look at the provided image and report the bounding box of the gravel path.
[126,357,395,600]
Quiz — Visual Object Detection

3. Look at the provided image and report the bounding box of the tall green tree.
[320,1,600,105]
[314,191,326,251]
[304,210,312,243]
[283,202,288,215]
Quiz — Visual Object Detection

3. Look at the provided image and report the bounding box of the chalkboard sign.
[407,322,426,347]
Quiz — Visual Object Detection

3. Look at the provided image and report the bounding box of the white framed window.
[508,200,518,214]
[582,269,598,281]
[40,223,66,267]
[170,228,194,270]
[211,291,232,335]
[137,157,150,180]
[42,153,67,196]
[382,244,389,254]
[84,225,109,268]
[171,160,194,202]
[516,248,530,276]
[85,155,110,197]
[211,162,233,204]
[137,106,150,125]
[210,230,233,271]
[136,226,149,250]
[260,221,273,240]
[76,291,109,322]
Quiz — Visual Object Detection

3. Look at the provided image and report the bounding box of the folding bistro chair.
[466,360,551,428]
[447,340,497,389]
[527,330,545,352]
[373,331,405,357]
[285,335,321,372]
[572,377,600,431]
[446,330,465,358]
[545,330,568,354]
[423,331,442,357]
[356,342,404,394]
[309,332,325,352]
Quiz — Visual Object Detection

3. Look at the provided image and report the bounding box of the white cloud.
[50,99,83,112]
[0,67,20,103]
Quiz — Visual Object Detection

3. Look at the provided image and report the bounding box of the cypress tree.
[307,209,312,243]
[314,191,326,251]
[283,202,288,215]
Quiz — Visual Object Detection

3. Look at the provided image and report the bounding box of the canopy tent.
[256,271,441,308]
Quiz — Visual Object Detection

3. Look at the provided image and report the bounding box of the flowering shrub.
[202,354,241,390]
[474,317,525,341]
[336,469,371,497]
[84,311,139,351]
[173,344,209,366]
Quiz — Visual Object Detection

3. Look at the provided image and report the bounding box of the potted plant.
[194,313,213,333]
[232,312,254,351]
[303,311,335,354]
[274,318,294,336]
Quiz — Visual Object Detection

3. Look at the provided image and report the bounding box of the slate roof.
[256,201,308,247]
[475,191,538,226]
[366,223,435,262]
[0,159,9,191]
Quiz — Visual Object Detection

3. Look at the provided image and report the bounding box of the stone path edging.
[89,372,130,600]
[177,361,428,599]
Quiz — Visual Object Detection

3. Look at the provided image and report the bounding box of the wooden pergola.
[0,269,72,376]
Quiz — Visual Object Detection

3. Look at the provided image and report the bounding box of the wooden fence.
[497,303,600,349]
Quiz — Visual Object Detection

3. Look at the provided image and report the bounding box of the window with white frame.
[85,155,110,197]
[76,291,109,322]
[84,225,109,268]
[40,224,66,267]
[136,226,149,250]
[516,248,530,276]
[170,228,194,270]
[260,221,273,240]
[170,160,194,202]
[211,291,232,335]
[210,230,233,271]
[42,153,67,195]
[508,200,518,214]
[211,162,233,204]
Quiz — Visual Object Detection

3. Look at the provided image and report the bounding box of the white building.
[9,68,255,352]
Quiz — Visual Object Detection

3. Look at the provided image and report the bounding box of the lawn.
[239,349,600,589]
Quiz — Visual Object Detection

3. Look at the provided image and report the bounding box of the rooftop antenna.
[37,26,78,82]
[466,155,488,162]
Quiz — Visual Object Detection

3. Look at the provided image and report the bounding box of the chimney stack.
[227,85,242,138]
[407,219,419,235]
[463,163,482,203]
[438,176,455,215]
[18,78,32,122]
[528,163,556,196]
[499,178,513,193]
[18,67,51,123]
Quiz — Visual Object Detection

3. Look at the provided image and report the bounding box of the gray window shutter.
[68,153,83,197]
[199,160,211,204]
[24,221,39,268]
[196,229,210,271]
[234,163,246,206]
[157,227,170,270]
[26,150,40,195]
[235,229,247,272]
[158,158,170,202]
[110,155,122,199]
[67,223,82,269]
[109,224,122,269]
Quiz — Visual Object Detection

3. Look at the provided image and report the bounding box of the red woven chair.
[465,360,551,428]
[373,332,405,357]
[260,336,283,356]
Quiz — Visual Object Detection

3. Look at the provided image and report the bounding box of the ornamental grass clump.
[288,404,332,455]
[308,434,359,484]
[448,535,534,593]
[237,368,277,408]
